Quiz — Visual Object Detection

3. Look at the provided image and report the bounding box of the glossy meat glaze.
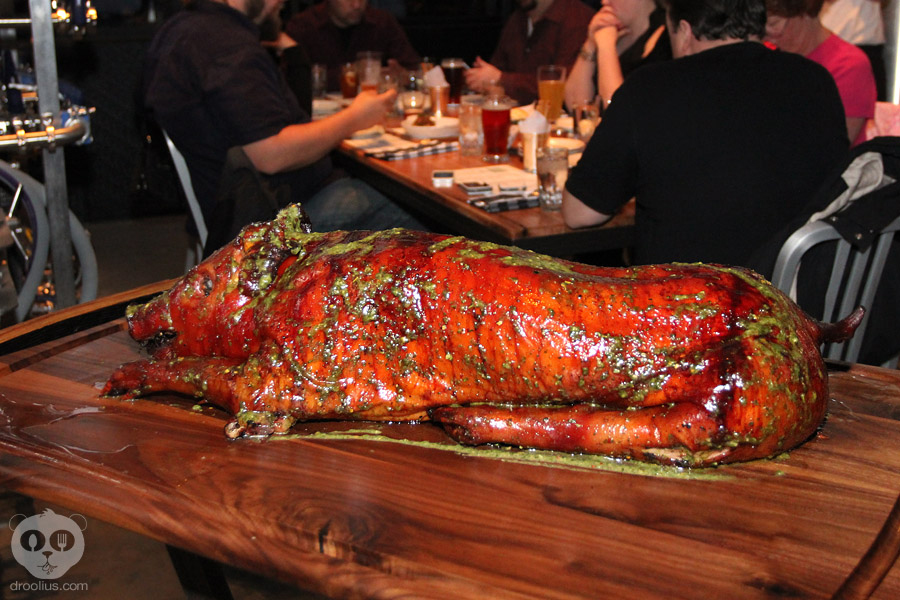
[103,206,860,466]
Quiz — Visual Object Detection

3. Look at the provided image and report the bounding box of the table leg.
[166,544,234,600]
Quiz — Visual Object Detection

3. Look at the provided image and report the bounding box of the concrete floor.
[0,214,320,599]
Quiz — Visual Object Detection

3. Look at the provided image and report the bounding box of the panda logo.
[9,509,86,579]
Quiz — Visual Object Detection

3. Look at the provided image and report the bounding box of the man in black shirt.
[563,0,848,267]
[143,0,423,252]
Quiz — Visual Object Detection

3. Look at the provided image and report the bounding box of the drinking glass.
[340,62,358,98]
[536,146,569,210]
[379,69,403,125]
[521,130,549,173]
[400,90,427,115]
[458,100,483,157]
[429,84,450,117]
[441,57,467,104]
[537,65,567,122]
[481,94,513,163]
[311,64,327,98]
[357,51,383,93]
[573,96,603,141]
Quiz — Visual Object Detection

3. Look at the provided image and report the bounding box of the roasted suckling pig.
[103,206,861,466]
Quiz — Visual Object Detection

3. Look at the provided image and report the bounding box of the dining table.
[0,283,898,599]
[332,129,635,258]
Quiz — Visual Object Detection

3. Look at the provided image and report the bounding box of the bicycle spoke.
[8,182,22,217]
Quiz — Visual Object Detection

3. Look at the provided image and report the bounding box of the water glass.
[311,64,327,98]
[536,146,569,211]
[458,101,483,157]
[481,94,513,163]
[537,65,567,122]
[574,97,602,141]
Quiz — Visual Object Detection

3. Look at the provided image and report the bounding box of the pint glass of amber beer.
[537,65,567,122]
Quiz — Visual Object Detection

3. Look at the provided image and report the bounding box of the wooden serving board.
[0,294,898,599]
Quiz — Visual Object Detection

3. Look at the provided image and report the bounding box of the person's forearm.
[565,42,599,110]
[562,188,612,229]
[243,109,369,174]
[594,34,625,105]
[846,116,865,145]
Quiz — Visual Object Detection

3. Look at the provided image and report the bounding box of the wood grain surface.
[334,144,636,256]
[0,298,898,599]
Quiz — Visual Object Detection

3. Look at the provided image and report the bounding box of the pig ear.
[8,514,27,530]
[69,514,88,532]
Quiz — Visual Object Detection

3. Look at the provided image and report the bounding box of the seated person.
[143,0,424,253]
[820,0,886,100]
[285,0,420,92]
[565,0,672,111]
[562,0,849,268]
[465,0,596,105]
[765,0,876,146]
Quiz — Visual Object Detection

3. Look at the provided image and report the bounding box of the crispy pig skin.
[103,206,853,466]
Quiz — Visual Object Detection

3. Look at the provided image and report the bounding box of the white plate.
[548,136,586,154]
[402,115,459,139]
[350,125,385,139]
[312,98,340,117]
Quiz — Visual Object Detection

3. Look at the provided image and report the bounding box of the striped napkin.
[345,133,458,161]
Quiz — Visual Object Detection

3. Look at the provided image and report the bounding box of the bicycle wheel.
[0,160,97,321]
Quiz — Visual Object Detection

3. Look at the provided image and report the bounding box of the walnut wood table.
[334,144,635,257]
[0,286,898,599]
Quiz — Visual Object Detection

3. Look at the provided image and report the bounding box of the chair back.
[771,215,900,364]
[162,131,207,269]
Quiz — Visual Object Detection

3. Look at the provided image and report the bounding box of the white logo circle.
[9,509,86,579]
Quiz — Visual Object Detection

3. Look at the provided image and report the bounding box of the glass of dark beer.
[440,57,467,105]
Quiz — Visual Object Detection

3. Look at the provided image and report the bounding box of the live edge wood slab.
[0,287,898,599]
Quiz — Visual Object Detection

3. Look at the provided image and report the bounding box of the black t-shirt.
[143,0,333,219]
[566,42,849,267]
[617,8,672,78]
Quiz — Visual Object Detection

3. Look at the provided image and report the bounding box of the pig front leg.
[102,357,296,439]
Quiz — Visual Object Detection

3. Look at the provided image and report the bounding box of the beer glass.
[537,65,567,122]
[340,63,358,98]
[481,94,513,163]
[357,51,383,93]
[441,57,467,104]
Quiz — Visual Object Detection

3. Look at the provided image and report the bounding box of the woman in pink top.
[765,0,876,146]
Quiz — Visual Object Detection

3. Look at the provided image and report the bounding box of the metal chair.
[771,214,900,366]
[162,131,207,270]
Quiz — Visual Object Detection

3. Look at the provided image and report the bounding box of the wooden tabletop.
[334,143,635,257]
[0,289,898,599]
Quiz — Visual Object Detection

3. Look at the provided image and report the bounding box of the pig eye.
[50,529,75,551]
[19,530,45,551]
[202,276,213,296]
